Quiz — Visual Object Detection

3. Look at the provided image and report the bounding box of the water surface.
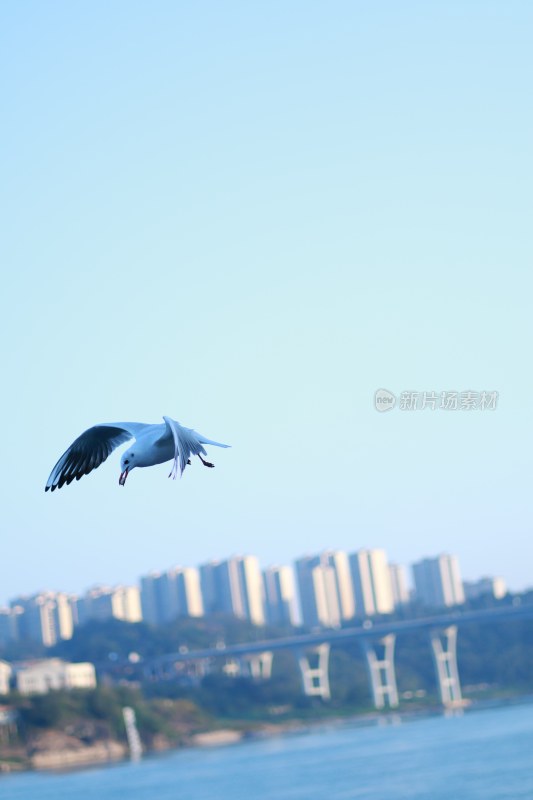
[3,702,533,799]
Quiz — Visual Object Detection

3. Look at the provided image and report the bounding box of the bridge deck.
[146,602,533,669]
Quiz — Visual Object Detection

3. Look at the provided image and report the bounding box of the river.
[3,701,533,799]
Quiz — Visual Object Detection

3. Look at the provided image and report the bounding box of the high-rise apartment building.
[263,566,298,627]
[77,585,142,624]
[199,561,224,616]
[412,554,465,608]
[175,567,204,617]
[140,567,203,625]
[55,593,75,640]
[389,564,410,607]
[0,607,23,647]
[10,592,74,647]
[294,555,342,628]
[324,551,356,621]
[199,557,265,625]
[140,572,167,625]
[463,576,507,601]
[349,549,394,617]
[200,559,243,617]
[237,557,265,625]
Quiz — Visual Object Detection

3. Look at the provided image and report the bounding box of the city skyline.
[1,543,510,650]
[0,538,518,609]
[1,545,512,608]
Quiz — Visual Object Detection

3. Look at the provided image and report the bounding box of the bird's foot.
[199,456,215,468]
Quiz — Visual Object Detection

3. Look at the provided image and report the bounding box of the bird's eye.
[131,453,134,457]
[124,459,129,465]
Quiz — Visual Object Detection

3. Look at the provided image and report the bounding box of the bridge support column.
[193,658,211,678]
[430,625,462,708]
[362,634,399,709]
[296,643,331,699]
[146,661,175,681]
[244,651,273,680]
[222,658,242,677]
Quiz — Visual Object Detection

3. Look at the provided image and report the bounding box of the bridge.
[140,602,533,710]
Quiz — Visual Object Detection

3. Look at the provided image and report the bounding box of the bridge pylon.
[244,651,274,680]
[221,652,274,680]
[222,658,241,677]
[429,625,462,708]
[362,633,399,709]
[296,643,331,699]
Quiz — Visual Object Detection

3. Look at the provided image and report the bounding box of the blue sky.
[1,2,532,605]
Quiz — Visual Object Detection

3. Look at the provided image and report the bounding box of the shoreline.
[3,693,533,776]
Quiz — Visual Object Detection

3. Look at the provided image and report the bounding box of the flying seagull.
[45,416,230,492]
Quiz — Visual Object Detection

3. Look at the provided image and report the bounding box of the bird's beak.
[119,467,129,486]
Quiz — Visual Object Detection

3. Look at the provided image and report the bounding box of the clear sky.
[1,2,532,605]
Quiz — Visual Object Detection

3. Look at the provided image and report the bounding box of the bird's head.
[119,449,137,486]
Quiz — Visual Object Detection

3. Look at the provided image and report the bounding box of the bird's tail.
[163,417,230,479]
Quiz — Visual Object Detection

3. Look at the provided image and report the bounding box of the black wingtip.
[45,486,49,492]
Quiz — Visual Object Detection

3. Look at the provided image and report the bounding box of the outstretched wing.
[163,417,230,478]
[45,422,149,492]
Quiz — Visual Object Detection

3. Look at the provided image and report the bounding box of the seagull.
[45,416,230,492]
